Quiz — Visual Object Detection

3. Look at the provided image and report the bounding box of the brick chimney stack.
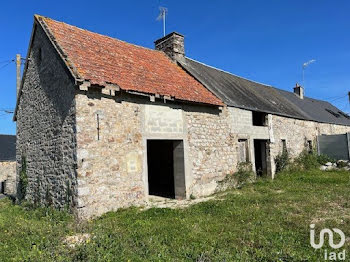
[293,83,304,99]
[155,32,185,62]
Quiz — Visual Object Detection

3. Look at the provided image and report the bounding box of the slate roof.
[0,135,16,161]
[277,89,350,126]
[179,58,350,126]
[36,15,222,106]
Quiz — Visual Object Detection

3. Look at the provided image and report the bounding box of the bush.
[292,150,320,170]
[275,149,290,173]
[18,157,28,202]
[275,149,336,173]
[235,162,255,185]
[317,154,336,165]
[291,150,335,171]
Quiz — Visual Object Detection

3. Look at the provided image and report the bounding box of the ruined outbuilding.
[0,135,16,195]
[14,15,350,218]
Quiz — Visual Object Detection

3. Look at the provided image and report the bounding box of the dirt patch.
[64,233,91,248]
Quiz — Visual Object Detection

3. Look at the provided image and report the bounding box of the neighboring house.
[0,135,16,195]
[14,15,350,219]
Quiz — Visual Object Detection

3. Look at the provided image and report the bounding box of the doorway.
[0,181,5,194]
[147,140,186,199]
[254,139,268,176]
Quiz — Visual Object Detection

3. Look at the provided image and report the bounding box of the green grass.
[1,169,350,261]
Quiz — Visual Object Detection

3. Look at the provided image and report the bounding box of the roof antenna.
[157,6,168,37]
[302,59,316,88]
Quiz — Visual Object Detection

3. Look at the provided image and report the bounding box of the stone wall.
[185,106,237,197]
[270,115,350,174]
[75,93,145,218]
[75,93,238,218]
[226,107,350,178]
[0,161,16,195]
[16,25,77,208]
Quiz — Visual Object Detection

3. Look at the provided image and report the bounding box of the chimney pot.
[293,83,304,99]
[154,32,184,62]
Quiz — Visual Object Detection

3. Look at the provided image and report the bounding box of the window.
[238,139,249,163]
[307,140,313,153]
[338,111,350,119]
[325,109,340,118]
[281,139,287,152]
[252,111,267,126]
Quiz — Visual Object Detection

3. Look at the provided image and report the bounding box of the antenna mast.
[302,59,316,88]
[157,7,168,37]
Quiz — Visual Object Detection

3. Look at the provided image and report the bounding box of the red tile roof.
[37,16,223,106]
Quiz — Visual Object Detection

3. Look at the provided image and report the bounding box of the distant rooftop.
[0,135,16,161]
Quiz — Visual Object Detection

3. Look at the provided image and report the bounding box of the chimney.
[293,83,304,99]
[154,32,184,62]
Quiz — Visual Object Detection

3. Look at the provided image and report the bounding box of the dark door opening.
[0,181,5,194]
[254,139,268,176]
[147,140,185,199]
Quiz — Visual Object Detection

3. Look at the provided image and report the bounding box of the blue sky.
[0,0,349,135]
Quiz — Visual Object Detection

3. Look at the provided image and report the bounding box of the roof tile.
[39,16,223,106]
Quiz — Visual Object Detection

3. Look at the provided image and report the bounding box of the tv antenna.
[157,6,168,37]
[302,59,316,87]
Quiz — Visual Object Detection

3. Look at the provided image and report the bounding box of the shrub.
[235,162,255,185]
[291,150,335,170]
[291,150,319,170]
[317,154,336,165]
[18,156,28,202]
[275,149,290,173]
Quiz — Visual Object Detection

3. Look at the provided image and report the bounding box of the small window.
[325,109,340,118]
[281,139,287,152]
[252,111,267,126]
[307,140,313,153]
[238,139,249,162]
[338,111,350,119]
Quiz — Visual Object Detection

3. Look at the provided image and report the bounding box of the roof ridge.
[185,56,343,107]
[185,57,273,88]
[36,15,165,55]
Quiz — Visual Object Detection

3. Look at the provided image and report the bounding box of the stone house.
[14,15,350,219]
[0,134,16,195]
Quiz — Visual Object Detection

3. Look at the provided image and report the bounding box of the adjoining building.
[14,15,350,218]
[0,134,16,195]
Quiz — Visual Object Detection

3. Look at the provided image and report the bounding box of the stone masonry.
[16,25,77,208]
[227,107,350,178]
[0,161,16,195]
[74,91,237,218]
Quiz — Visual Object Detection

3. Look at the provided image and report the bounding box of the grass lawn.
[0,169,349,261]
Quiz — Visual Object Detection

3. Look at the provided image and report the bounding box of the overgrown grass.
[1,169,350,261]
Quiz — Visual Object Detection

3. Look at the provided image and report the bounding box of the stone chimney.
[293,83,304,99]
[154,32,184,62]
